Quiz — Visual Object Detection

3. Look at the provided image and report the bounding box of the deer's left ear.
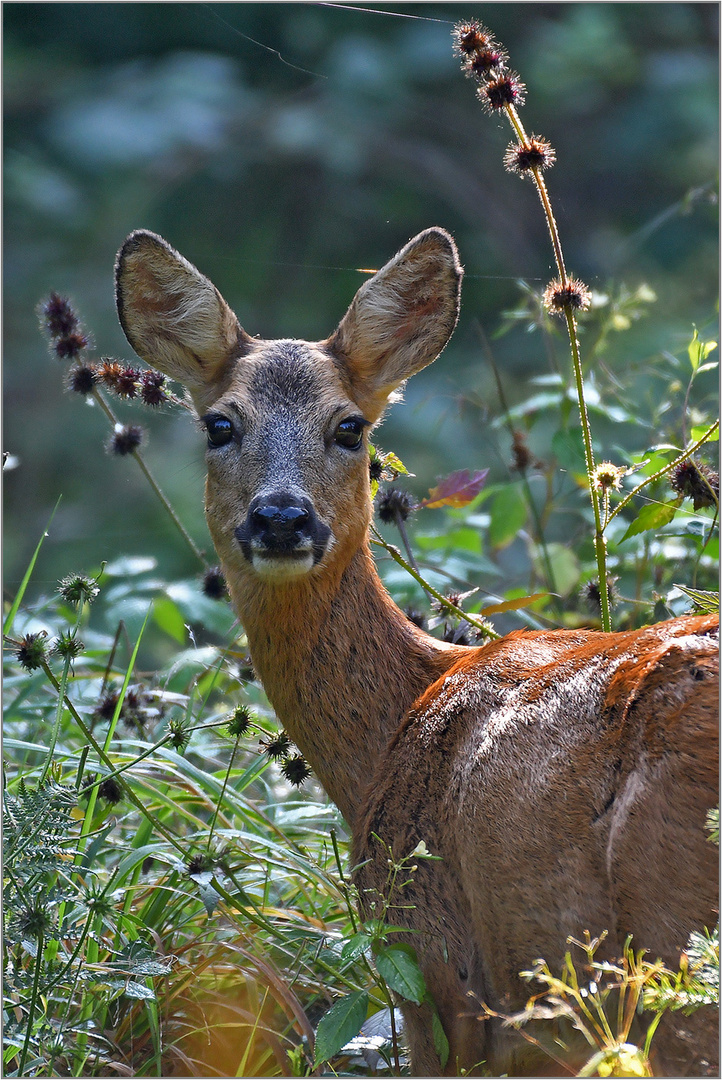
[325,228,462,421]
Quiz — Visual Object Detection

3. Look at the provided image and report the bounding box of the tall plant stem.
[92,388,208,568]
[505,103,611,629]
[17,927,44,1077]
[564,309,611,630]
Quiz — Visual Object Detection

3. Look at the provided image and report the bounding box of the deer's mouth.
[234,492,332,578]
[247,549,317,579]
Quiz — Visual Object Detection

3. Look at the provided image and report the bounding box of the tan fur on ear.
[115,230,252,389]
[325,228,463,420]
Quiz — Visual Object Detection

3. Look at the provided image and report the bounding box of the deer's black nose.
[236,491,331,568]
[252,503,309,538]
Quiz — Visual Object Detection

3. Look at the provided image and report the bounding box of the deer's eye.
[334,417,366,450]
[204,415,234,448]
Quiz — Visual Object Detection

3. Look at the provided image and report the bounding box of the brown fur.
[115,229,719,1077]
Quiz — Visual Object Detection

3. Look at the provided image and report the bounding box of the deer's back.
[355,615,719,1075]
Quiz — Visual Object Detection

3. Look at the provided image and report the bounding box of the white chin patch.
[252,553,315,579]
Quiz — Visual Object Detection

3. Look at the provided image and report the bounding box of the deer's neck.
[230,543,461,826]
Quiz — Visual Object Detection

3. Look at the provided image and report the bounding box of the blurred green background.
[4,2,718,598]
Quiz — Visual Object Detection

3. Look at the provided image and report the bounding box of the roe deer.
[115,228,719,1077]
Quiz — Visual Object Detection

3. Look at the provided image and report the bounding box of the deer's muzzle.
[235,492,331,578]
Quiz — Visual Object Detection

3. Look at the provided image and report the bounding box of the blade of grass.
[4,497,61,637]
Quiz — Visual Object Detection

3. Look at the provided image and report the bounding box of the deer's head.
[115,229,462,589]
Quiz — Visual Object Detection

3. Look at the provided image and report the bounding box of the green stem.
[330,828,358,935]
[17,927,44,1077]
[606,420,720,525]
[39,661,187,857]
[92,388,207,567]
[504,103,611,627]
[565,309,611,630]
[370,527,499,639]
[38,649,74,787]
[207,732,238,852]
[76,605,152,863]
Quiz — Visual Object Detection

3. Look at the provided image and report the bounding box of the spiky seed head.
[41,292,78,339]
[187,852,214,876]
[15,632,49,671]
[228,705,252,738]
[592,462,625,492]
[167,718,191,752]
[543,278,592,316]
[504,137,556,177]
[94,689,120,721]
[96,359,124,389]
[369,454,384,483]
[377,487,417,524]
[670,459,719,509]
[108,424,144,456]
[139,369,168,407]
[465,48,506,79]
[479,74,526,112]
[15,898,55,939]
[202,566,227,599]
[444,589,463,610]
[54,331,89,360]
[84,883,114,917]
[114,366,140,399]
[58,573,100,607]
[263,731,292,761]
[452,21,495,57]
[66,363,97,395]
[237,655,255,682]
[581,576,619,613]
[55,631,85,660]
[98,776,123,804]
[281,754,312,787]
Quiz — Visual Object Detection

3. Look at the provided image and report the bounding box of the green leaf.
[314,991,369,1065]
[363,920,413,940]
[341,932,371,963]
[688,328,718,373]
[123,980,156,1000]
[481,592,548,616]
[375,944,426,1004]
[189,870,221,915]
[552,427,585,474]
[104,555,157,577]
[165,580,236,636]
[673,585,720,616]
[532,543,580,596]
[4,498,59,636]
[690,424,719,443]
[488,486,526,550]
[432,1009,450,1068]
[620,500,682,543]
[369,444,412,498]
[153,596,187,644]
[379,450,410,477]
[415,527,481,554]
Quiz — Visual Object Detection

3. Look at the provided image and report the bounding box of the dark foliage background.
[4,2,718,593]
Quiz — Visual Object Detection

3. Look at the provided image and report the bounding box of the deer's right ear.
[115,230,252,390]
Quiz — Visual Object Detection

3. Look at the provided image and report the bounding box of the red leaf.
[420,469,489,509]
